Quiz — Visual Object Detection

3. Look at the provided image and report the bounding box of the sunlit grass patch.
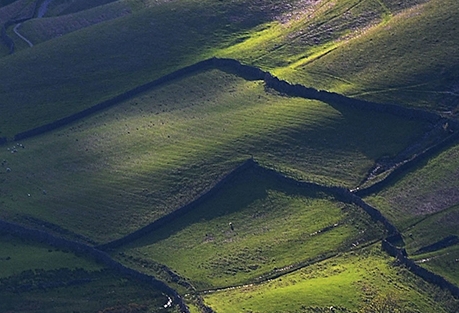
[295,0,459,111]
[202,244,452,313]
[115,165,383,289]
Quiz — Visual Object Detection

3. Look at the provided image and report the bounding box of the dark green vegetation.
[1,0,459,312]
[0,234,177,313]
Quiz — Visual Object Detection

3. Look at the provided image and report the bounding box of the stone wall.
[0,219,190,312]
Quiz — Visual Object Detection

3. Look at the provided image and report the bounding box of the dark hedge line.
[263,73,443,123]
[0,137,7,145]
[13,57,267,141]
[242,163,459,299]
[98,158,256,250]
[0,220,190,313]
[250,163,400,236]
[13,58,214,141]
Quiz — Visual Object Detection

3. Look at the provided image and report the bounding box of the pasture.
[202,244,456,313]
[114,164,384,290]
[0,69,426,243]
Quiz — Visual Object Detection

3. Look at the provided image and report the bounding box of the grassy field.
[114,164,384,290]
[212,0,459,112]
[364,142,459,230]
[17,0,132,46]
[0,233,179,313]
[412,245,459,287]
[0,0,458,311]
[217,0,393,69]
[403,204,459,252]
[400,204,459,286]
[0,69,426,243]
[0,0,301,138]
[0,233,101,278]
[1,271,177,313]
[293,0,459,111]
[202,244,457,313]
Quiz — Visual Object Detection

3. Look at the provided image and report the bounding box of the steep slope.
[215,0,458,112]
[290,0,459,112]
[0,0,293,138]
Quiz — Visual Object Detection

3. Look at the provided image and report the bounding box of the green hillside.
[115,164,384,290]
[0,0,458,312]
[0,233,176,312]
[0,69,426,243]
[203,245,455,313]
[0,0,298,138]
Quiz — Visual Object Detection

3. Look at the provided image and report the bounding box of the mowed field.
[0,69,426,243]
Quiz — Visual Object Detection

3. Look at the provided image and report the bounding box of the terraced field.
[1,0,459,312]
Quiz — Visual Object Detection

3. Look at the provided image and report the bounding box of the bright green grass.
[0,234,102,278]
[0,0,294,138]
[203,244,452,313]
[115,165,383,290]
[0,70,425,243]
[216,0,391,70]
[364,143,459,230]
[293,0,459,111]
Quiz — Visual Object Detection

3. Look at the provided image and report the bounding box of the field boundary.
[96,158,459,300]
[97,158,256,250]
[382,238,459,299]
[9,57,457,143]
[0,219,191,313]
[2,157,459,307]
[7,58,459,196]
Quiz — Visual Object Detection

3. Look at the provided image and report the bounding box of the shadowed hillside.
[1,0,458,312]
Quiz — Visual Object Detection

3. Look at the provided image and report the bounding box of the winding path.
[13,23,33,47]
[10,0,54,49]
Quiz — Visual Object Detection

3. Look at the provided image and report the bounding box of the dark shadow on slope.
[101,160,331,250]
[415,235,459,255]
